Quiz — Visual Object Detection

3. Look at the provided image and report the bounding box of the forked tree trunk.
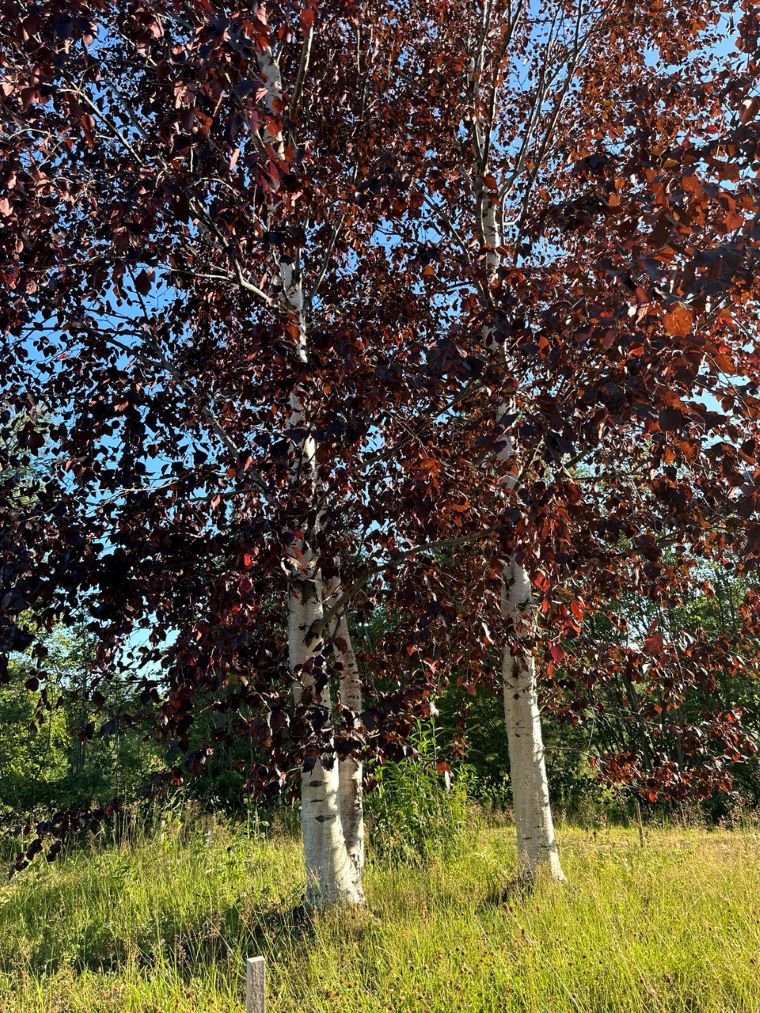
[258,32,363,908]
[288,562,364,907]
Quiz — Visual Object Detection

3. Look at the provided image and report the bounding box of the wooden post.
[634,799,645,848]
[246,956,265,1013]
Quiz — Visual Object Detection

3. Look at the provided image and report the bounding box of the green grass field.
[1,820,759,1012]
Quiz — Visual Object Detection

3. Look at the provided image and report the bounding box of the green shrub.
[365,721,472,865]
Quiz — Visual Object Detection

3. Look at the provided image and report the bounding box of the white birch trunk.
[501,562,565,882]
[474,98,565,880]
[493,392,565,881]
[288,563,364,907]
[490,308,566,886]
[335,614,365,875]
[285,407,364,908]
[259,37,363,907]
[325,575,365,876]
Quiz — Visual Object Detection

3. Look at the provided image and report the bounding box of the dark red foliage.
[1,0,759,864]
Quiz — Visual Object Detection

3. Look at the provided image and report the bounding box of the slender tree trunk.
[502,564,565,882]
[334,612,365,874]
[325,574,365,876]
[470,42,565,879]
[258,34,363,908]
[490,310,566,887]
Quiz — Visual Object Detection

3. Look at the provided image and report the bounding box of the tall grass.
[365,724,473,865]
[1,816,759,1012]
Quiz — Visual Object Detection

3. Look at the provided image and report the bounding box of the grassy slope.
[1,823,759,1013]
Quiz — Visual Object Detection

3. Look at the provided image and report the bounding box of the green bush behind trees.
[0,626,160,831]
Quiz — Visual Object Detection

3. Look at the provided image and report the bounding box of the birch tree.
[2,0,759,900]
[343,0,760,881]
[255,6,362,908]
[0,0,442,905]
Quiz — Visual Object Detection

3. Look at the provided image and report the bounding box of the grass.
[1,818,759,1012]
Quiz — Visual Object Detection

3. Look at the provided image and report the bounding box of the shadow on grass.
[478,875,534,911]
[1,881,389,984]
[0,879,313,977]
[120,894,315,976]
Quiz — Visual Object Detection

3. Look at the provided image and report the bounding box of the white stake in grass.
[246,956,265,1013]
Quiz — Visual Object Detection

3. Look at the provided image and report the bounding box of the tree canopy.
[1,0,758,882]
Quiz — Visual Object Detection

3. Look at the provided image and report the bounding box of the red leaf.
[645,633,664,653]
[549,643,566,664]
[663,304,693,338]
[134,269,153,295]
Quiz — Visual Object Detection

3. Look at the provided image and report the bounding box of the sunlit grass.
[1,820,759,1012]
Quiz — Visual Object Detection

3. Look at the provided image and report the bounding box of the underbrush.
[364,724,474,865]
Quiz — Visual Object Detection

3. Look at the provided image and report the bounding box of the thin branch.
[289,22,314,122]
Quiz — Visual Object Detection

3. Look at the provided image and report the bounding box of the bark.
[493,389,565,881]
[334,613,365,874]
[258,37,363,908]
[289,566,364,907]
[283,365,364,908]
[501,562,565,882]
[483,222,565,880]
[470,27,565,882]
[325,575,365,876]
[490,299,566,885]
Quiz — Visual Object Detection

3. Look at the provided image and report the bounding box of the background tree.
[334,0,760,880]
